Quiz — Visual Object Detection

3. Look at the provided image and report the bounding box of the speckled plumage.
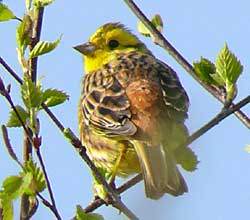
[76,23,195,199]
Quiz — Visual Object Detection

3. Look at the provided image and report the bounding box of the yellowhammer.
[75,23,197,200]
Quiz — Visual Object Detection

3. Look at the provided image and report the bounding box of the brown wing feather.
[81,70,137,136]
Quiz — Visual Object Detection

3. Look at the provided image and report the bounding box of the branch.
[29,7,44,82]
[187,95,250,144]
[85,174,143,213]
[83,95,250,212]
[37,193,60,218]
[0,82,62,220]
[36,148,62,220]
[123,0,250,129]
[0,60,138,220]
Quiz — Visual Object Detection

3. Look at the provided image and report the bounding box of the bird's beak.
[73,42,96,55]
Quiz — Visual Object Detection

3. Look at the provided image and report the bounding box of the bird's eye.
[108,40,119,49]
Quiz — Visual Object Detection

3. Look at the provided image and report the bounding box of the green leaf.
[21,74,43,109]
[138,21,151,37]
[0,192,13,220]
[174,147,198,171]
[29,36,61,58]
[0,3,16,22]
[151,14,163,32]
[92,168,110,200]
[22,159,46,194]
[0,174,33,220]
[6,105,29,127]
[193,57,218,85]
[34,0,54,8]
[76,205,104,220]
[16,14,32,55]
[42,89,69,107]
[215,44,243,84]
[2,176,23,199]
[210,73,225,86]
[21,173,34,196]
[138,14,164,37]
[215,44,243,100]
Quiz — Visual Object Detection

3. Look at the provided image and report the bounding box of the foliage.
[194,44,243,102]
[75,205,104,220]
[138,14,163,37]
[0,160,46,220]
[29,37,61,58]
[0,3,16,22]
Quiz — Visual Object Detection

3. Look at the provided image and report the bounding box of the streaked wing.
[81,70,137,136]
[157,60,189,120]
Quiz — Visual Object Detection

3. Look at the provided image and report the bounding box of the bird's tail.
[133,141,188,199]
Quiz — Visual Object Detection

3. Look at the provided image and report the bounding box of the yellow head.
[74,23,151,73]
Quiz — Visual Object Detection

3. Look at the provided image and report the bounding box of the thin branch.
[36,148,62,220]
[187,95,250,145]
[83,95,250,212]
[29,7,44,82]
[0,83,62,220]
[85,174,143,213]
[37,193,61,218]
[123,0,250,129]
[14,16,23,22]
[0,59,138,220]
[0,56,23,84]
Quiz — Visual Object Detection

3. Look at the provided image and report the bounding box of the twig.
[123,0,250,129]
[85,174,143,213]
[0,80,62,220]
[0,61,138,220]
[0,56,23,84]
[29,7,44,82]
[187,95,250,145]
[36,148,62,220]
[37,193,61,218]
[20,7,45,217]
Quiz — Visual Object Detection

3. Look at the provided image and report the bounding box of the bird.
[74,22,197,200]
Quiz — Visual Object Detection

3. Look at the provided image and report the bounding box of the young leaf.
[21,74,43,109]
[0,192,13,220]
[92,168,109,200]
[174,147,198,171]
[215,44,243,84]
[138,21,151,37]
[0,3,16,22]
[29,36,61,58]
[215,44,243,101]
[151,14,163,32]
[76,205,104,220]
[16,14,32,55]
[2,176,23,199]
[34,0,54,8]
[6,105,29,127]
[42,88,69,107]
[22,159,46,194]
[0,174,33,220]
[138,14,164,37]
[193,57,218,85]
